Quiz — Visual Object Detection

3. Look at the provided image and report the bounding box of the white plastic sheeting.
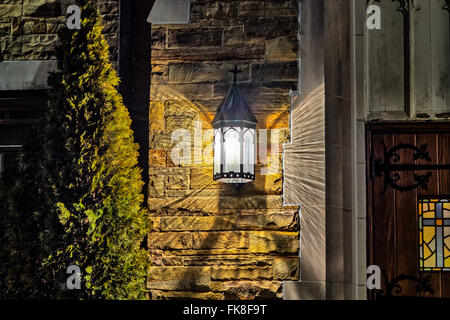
[0,61,57,90]
[147,0,191,25]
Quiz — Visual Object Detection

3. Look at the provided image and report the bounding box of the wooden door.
[367,122,450,299]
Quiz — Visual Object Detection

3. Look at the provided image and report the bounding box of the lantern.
[212,66,258,184]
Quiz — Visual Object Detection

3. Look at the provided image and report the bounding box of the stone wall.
[148,0,300,299]
[0,0,119,65]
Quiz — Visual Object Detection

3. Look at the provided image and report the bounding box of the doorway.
[367,122,450,299]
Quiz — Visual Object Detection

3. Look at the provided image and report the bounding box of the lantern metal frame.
[212,66,258,184]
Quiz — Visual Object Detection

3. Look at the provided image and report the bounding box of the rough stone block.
[150,249,163,266]
[151,64,168,85]
[223,25,265,47]
[221,281,283,299]
[161,216,235,231]
[164,248,250,256]
[162,257,184,266]
[168,62,250,84]
[237,1,298,17]
[240,173,283,195]
[0,4,22,18]
[151,28,167,49]
[164,100,201,119]
[148,232,192,250]
[101,14,119,34]
[165,115,196,132]
[167,27,222,48]
[45,17,65,33]
[265,36,298,61]
[211,266,273,280]
[213,82,294,112]
[149,132,174,149]
[149,216,160,232]
[0,21,10,36]
[150,290,224,300]
[149,101,165,131]
[20,34,58,59]
[190,168,222,190]
[151,45,266,64]
[249,231,299,254]
[148,175,165,198]
[244,16,298,38]
[273,257,300,280]
[97,1,120,15]
[183,255,273,267]
[204,2,236,19]
[193,231,248,250]
[21,19,47,34]
[264,113,290,129]
[149,149,166,167]
[236,212,298,231]
[251,62,298,82]
[147,266,211,291]
[166,174,190,190]
[151,84,213,102]
[147,195,284,212]
[23,0,62,18]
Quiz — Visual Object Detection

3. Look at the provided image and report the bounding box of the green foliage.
[0,0,149,299]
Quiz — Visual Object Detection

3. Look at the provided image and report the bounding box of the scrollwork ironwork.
[392,0,409,15]
[372,143,450,194]
[374,272,434,299]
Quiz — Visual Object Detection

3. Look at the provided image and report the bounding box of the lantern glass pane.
[244,129,255,175]
[213,129,221,175]
[223,127,241,173]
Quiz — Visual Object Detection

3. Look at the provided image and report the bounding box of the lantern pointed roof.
[211,66,258,128]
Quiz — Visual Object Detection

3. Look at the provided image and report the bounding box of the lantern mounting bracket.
[230,65,242,84]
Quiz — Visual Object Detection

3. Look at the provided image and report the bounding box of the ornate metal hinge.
[371,143,450,194]
[392,0,409,14]
[374,272,434,299]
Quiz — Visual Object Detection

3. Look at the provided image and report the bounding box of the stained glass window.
[419,198,450,271]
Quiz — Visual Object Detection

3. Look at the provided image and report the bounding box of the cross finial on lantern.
[229,65,242,84]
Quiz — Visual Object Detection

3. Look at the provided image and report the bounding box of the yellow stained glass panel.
[423,226,435,244]
[423,244,432,259]
[444,246,450,258]
[419,198,450,271]
[423,211,435,219]
[424,252,436,268]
